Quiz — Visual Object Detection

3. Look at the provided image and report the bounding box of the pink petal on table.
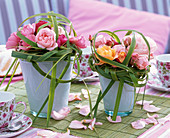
[88,118,96,130]
[81,89,91,99]
[131,120,146,129]
[69,120,87,129]
[79,105,90,116]
[82,119,103,126]
[147,113,159,118]
[58,107,70,116]
[51,107,70,120]
[37,130,57,137]
[106,116,122,123]
[157,117,170,125]
[143,103,161,112]
[136,100,153,105]
[69,93,82,102]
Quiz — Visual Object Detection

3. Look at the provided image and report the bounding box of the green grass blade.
[112,79,124,120]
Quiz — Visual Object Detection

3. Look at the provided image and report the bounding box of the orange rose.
[96,45,116,64]
[116,52,126,63]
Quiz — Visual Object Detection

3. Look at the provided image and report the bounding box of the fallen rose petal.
[51,107,70,120]
[88,118,96,130]
[79,105,90,116]
[157,117,170,125]
[147,113,159,118]
[106,116,122,123]
[82,119,103,126]
[131,120,146,129]
[143,103,161,112]
[58,107,70,116]
[95,122,103,126]
[69,120,87,129]
[81,119,92,124]
[81,89,91,99]
[69,93,82,102]
[136,100,153,105]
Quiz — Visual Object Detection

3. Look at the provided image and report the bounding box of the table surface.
[0,80,169,138]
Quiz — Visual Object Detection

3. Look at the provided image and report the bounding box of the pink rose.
[123,34,157,58]
[21,24,35,36]
[36,28,57,51]
[19,34,36,51]
[69,36,86,49]
[57,34,67,47]
[163,76,169,81]
[6,32,20,50]
[94,35,106,48]
[131,55,149,70]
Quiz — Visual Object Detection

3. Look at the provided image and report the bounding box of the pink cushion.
[67,0,170,55]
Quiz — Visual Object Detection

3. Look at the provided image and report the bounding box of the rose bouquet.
[88,30,157,121]
[1,12,86,126]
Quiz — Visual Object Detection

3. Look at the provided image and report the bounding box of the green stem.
[112,80,124,121]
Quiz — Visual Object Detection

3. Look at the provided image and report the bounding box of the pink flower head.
[123,34,157,58]
[35,21,50,33]
[19,34,36,51]
[70,35,86,49]
[131,55,149,70]
[57,34,68,47]
[21,24,35,36]
[94,35,106,48]
[36,28,57,51]
[6,32,20,50]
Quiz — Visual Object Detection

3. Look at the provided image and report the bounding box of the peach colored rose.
[116,52,126,63]
[19,34,36,51]
[21,24,35,36]
[36,28,57,51]
[6,32,20,50]
[94,35,106,48]
[96,45,116,64]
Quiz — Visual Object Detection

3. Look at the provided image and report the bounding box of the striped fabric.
[99,0,170,16]
[0,0,51,45]
[49,0,69,17]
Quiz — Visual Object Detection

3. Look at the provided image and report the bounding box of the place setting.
[72,46,99,82]
[0,91,32,138]
[147,54,170,92]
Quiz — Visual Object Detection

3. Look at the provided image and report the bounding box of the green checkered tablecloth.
[2,81,170,138]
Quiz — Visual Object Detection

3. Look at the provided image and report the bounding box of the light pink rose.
[19,34,36,51]
[131,55,149,70]
[123,34,157,58]
[69,35,86,49]
[6,32,20,50]
[21,24,35,36]
[94,35,106,48]
[36,28,57,51]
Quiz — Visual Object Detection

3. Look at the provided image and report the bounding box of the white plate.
[0,113,32,138]
[147,69,170,92]
[72,72,99,82]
